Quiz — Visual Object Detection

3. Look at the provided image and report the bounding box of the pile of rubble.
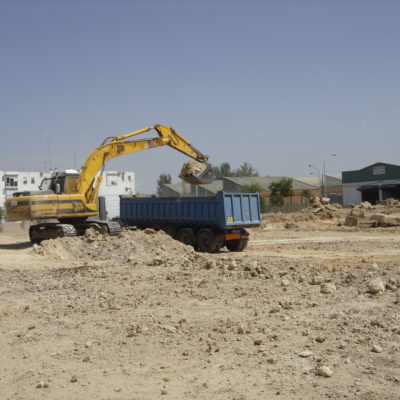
[344,198,400,227]
[344,210,400,227]
[353,198,400,210]
[311,197,342,215]
[32,228,211,267]
[31,228,281,278]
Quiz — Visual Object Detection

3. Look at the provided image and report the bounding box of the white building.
[0,171,52,206]
[98,171,135,219]
[1,170,135,220]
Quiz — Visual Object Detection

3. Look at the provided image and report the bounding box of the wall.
[222,180,242,193]
[326,185,342,196]
[98,171,135,219]
[342,183,362,205]
[261,188,320,205]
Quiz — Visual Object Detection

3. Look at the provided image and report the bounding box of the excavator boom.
[78,124,212,203]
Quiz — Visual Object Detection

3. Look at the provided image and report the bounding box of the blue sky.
[1,0,399,193]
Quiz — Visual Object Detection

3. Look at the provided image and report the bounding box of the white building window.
[23,177,28,184]
[6,177,18,187]
[31,177,35,184]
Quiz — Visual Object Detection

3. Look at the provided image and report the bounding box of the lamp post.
[323,153,336,197]
[308,164,322,197]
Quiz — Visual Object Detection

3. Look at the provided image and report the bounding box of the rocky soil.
[1,212,400,399]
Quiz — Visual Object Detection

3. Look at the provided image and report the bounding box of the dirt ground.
[1,210,400,400]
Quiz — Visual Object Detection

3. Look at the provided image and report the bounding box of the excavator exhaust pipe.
[179,161,215,185]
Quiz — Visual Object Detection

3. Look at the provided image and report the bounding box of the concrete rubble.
[343,198,400,227]
[311,196,342,215]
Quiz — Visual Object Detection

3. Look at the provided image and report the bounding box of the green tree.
[212,161,259,179]
[269,178,294,206]
[234,162,259,177]
[302,189,312,204]
[212,162,233,180]
[242,183,266,213]
[156,173,172,196]
[0,206,4,222]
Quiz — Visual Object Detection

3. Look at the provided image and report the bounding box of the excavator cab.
[39,172,80,194]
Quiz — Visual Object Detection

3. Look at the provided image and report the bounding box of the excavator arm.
[78,124,213,204]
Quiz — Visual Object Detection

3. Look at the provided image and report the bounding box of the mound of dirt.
[261,208,348,231]
[32,229,211,266]
[31,229,281,279]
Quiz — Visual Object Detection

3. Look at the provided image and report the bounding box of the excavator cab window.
[39,174,79,194]
[53,174,65,193]
[39,178,53,191]
[64,175,79,194]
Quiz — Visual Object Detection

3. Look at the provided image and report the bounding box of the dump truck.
[5,124,214,243]
[120,192,261,252]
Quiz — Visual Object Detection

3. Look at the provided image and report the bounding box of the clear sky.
[1,0,399,193]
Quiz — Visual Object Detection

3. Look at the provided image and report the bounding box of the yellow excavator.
[5,124,214,243]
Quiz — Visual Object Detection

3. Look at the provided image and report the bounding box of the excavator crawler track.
[29,223,77,244]
[73,220,122,236]
[59,224,78,238]
[29,220,121,244]
[105,221,123,236]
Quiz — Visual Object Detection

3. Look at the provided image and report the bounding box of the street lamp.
[308,164,322,197]
[323,153,336,197]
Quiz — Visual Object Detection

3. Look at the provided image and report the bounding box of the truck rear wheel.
[177,228,196,248]
[196,229,221,253]
[226,238,249,252]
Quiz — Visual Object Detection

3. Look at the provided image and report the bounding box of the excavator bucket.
[179,161,215,185]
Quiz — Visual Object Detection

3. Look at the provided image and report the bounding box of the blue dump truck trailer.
[120,192,261,253]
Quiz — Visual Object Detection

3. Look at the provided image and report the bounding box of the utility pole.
[308,164,322,197]
[46,138,52,171]
[323,153,337,197]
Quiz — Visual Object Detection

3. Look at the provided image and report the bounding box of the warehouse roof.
[159,181,224,197]
[223,176,318,190]
[295,174,342,187]
[160,183,188,196]
[198,180,223,194]
[342,162,400,184]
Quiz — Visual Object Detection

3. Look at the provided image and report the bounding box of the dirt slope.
[0,217,399,400]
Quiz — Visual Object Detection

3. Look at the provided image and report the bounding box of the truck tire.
[196,229,221,253]
[177,228,196,248]
[226,238,249,252]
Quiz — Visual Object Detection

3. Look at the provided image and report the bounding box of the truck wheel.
[226,238,249,252]
[239,238,249,251]
[177,228,196,247]
[196,229,221,253]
